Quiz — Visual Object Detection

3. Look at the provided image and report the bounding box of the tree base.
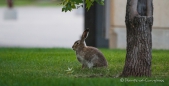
[121,16,153,77]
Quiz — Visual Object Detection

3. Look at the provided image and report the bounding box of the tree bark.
[121,0,153,77]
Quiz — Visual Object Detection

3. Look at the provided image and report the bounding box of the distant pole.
[7,0,13,8]
[84,2,109,48]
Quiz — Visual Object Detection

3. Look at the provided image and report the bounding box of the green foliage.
[0,48,169,86]
[61,0,104,12]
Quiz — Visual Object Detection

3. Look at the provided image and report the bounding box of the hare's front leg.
[82,64,87,68]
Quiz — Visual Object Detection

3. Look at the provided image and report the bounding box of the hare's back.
[85,46,105,59]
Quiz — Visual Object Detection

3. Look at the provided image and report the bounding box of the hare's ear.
[81,28,89,42]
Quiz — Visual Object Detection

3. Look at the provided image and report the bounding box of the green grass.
[0,48,169,86]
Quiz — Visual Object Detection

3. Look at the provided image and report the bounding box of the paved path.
[0,7,83,48]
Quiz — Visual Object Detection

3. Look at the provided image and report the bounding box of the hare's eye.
[76,42,79,45]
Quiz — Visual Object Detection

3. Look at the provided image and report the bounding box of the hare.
[72,28,108,68]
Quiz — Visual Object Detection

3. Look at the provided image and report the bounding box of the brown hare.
[72,28,108,68]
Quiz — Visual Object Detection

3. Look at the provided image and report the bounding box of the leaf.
[65,67,73,71]
[85,0,94,11]
[61,0,104,12]
[65,67,74,74]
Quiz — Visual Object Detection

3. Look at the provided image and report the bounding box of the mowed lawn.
[0,48,169,86]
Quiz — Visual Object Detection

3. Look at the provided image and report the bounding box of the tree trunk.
[121,0,153,77]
